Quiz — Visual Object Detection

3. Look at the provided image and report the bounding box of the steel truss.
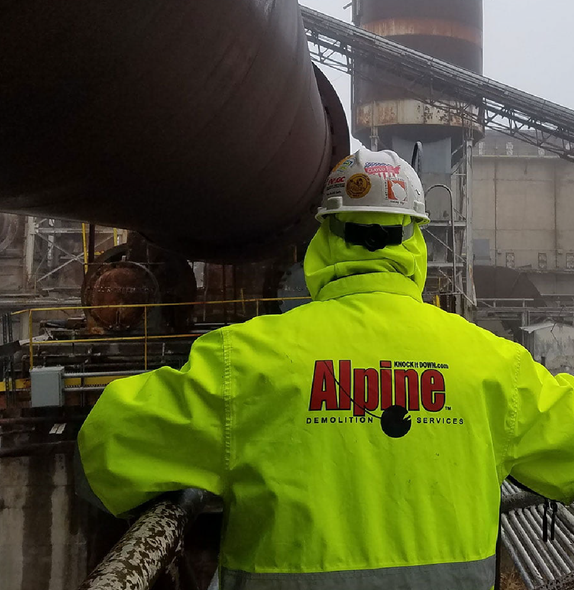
[28,218,115,287]
[302,6,574,161]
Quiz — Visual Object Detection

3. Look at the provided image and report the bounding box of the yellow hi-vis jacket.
[79,212,574,590]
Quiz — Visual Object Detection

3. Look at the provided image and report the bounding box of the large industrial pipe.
[0,1,349,261]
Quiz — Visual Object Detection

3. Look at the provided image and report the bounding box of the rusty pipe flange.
[82,261,159,332]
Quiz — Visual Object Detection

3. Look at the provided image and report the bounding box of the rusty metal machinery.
[82,260,159,333]
[352,0,483,147]
[82,236,197,334]
[0,0,349,263]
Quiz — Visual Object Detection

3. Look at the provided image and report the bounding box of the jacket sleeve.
[504,347,574,503]
[77,329,228,516]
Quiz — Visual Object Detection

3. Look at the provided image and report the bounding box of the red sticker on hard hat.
[346,174,372,199]
[327,176,346,187]
[365,162,401,179]
[386,179,408,203]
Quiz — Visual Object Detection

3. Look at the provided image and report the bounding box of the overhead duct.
[0,0,349,261]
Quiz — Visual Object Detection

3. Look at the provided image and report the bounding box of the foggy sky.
[302,0,574,149]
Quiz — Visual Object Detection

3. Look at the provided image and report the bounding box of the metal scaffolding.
[423,135,477,315]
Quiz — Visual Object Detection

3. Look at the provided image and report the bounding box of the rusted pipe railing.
[78,488,221,590]
[501,491,546,514]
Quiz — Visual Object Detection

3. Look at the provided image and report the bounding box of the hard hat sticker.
[346,174,372,199]
[386,179,408,204]
[365,162,401,179]
[332,156,355,172]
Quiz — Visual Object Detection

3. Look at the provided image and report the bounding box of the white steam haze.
[301,0,574,149]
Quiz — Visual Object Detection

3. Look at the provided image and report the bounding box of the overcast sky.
[302,0,574,148]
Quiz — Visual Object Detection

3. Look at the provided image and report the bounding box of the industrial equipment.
[351,0,483,148]
[5,2,574,590]
[0,0,349,262]
[303,6,574,160]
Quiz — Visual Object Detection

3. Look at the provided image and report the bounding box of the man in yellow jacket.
[78,148,574,589]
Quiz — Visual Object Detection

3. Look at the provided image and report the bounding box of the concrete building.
[473,131,574,297]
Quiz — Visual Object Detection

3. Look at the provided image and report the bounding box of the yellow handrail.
[15,297,312,371]
[11,297,310,316]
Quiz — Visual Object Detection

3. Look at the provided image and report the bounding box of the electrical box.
[30,366,65,408]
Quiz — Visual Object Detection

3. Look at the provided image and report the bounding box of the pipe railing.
[10,297,311,370]
[76,481,573,590]
[78,488,222,590]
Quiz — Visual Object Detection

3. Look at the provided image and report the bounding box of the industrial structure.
[473,131,574,346]
[348,0,483,314]
[2,1,574,589]
[474,131,574,294]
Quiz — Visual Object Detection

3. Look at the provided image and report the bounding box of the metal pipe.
[555,505,574,538]
[12,297,311,315]
[532,505,574,567]
[501,491,545,513]
[65,370,145,379]
[510,511,555,581]
[78,488,219,590]
[515,510,566,578]
[82,223,89,275]
[28,309,33,369]
[1,1,349,262]
[65,386,106,393]
[144,306,148,371]
[501,515,541,589]
[88,225,96,264]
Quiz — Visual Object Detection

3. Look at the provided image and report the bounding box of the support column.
[23,216,35,290]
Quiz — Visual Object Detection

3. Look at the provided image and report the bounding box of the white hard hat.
[317,148,429,224]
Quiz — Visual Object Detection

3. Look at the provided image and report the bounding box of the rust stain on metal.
[356,100,483,134]
[82,262,159,331]
[352,0,483,146]
[364,18,482,46]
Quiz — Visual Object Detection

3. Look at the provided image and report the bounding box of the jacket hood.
[304,212,427,301]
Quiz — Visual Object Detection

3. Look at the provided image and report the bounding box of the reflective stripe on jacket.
[78,212,574,589]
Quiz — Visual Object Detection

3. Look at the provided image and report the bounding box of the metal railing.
[78,483,564,590]
[78,488,222,590]
[11,297,311,370]
[477,298,538,309]
[501,481,574,590]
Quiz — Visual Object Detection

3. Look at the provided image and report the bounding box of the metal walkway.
[502,481,574,589]
[301,6,574,161]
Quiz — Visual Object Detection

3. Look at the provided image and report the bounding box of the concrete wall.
[473,132,574,295]
[0,452,125,590]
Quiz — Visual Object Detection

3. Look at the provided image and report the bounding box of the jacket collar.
[315,271,423,303]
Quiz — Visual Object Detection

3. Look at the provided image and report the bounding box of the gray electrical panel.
[30,366,65,408]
